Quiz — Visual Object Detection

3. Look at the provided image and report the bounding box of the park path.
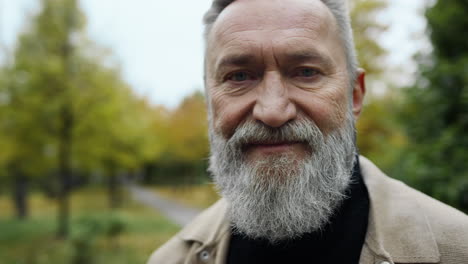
[127,185,201,227]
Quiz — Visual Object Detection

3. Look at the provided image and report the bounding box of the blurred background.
[0,0,466,263]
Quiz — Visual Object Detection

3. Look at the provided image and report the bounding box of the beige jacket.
[148,156,468,264]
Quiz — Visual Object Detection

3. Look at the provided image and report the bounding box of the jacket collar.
[178,156,441,263]
[179,197,230,245]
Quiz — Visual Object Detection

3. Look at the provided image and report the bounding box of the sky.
[0,0,429,108]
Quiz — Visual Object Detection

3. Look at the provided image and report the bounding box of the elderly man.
[148,0,468,263]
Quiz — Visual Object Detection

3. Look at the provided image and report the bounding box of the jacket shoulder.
[359,156,468,263]
[402,182,468,260]
[147,199,229,264]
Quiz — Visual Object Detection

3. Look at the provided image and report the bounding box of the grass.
[0,187,180,264]
[150,183,220,209]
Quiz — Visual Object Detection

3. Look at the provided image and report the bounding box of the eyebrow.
[215,54,257,72]
[283,49,335,70]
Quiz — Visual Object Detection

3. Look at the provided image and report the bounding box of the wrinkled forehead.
[208,0,338,48]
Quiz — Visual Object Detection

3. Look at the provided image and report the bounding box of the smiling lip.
[246,141,303,154]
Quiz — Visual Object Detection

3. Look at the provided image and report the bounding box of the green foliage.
[71,216,101,264]
[166,92,209,163]
[146,91,210,184]
[357,92,407,174]
[71,213,127,264]
[399,0,468,212]
[350,0,388,80]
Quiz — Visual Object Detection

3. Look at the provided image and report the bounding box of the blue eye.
[297,68,319,77]
[229,71,250,82]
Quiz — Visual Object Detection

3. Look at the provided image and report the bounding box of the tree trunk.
[57,106,73,239]
[57,7,76,238]
[13,173,29,219]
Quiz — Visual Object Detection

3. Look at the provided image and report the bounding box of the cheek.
[294,87,349,133]
[209,89,255,138]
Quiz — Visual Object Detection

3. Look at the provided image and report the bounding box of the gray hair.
[202,0,358,91]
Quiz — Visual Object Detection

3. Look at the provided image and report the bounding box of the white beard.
[208,112,357,243]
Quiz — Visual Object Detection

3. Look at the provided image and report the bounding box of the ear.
[352,68,366,119]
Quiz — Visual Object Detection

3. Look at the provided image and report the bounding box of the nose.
[252,72,297,127]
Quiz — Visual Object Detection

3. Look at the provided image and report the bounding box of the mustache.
[227,119,323,148]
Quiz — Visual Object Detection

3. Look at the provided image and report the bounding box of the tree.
[148,91,209,185]
[166,92,209,164]
[73,76,158,208]
[400,0,468,212]
[13,0,87,237]
[5,0,155,236]
[0,63,55,219]
[356,90,407,173]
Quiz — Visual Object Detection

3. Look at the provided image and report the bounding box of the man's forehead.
[209,0,336,42]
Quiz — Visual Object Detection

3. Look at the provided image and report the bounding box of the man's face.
[206,0,357,159]
[205,0,365,242]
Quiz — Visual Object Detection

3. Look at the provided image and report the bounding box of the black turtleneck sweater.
[226,159,370,264]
